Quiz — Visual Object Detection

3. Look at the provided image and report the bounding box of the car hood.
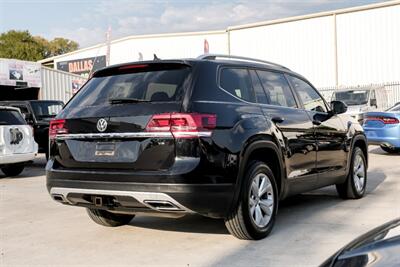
[346,105,370,115]
[320,218,400,267]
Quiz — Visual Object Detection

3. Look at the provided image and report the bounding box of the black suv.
[0,100,64,157]
[46,54,368,240]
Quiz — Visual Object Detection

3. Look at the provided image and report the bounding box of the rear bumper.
[46,162,235,219]
[0,152,36,165]
[364,127,400,148]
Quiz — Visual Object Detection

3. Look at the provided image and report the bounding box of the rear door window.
[66,64,191,108]
[256,70,297,108]
[220,68,256,102]
[0,110,26,125]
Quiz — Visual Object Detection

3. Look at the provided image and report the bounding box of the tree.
[0,30,46,61]
[48,38,79,57]
[0,30,79,61]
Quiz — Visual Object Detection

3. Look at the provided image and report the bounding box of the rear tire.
[380,146,399,154]
[86,209,135,227]
[224,161,278,240]
[1,164,25,177]
[336,147,367,199]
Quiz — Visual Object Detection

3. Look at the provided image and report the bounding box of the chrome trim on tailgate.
[55,132,173,140]
[50,187,193,213]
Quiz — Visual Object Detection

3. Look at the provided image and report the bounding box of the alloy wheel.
[248,173,274,228]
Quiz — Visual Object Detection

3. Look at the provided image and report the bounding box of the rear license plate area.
[65,140,140,163]
[95,143,115,156]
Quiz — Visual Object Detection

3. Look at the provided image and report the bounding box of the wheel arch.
[228,136,286,214]
[348,134,368,174]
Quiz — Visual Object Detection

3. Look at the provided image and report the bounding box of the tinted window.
[220,68,255,102]
[0,110,26,125]
[256,70,297,108]
[249,70,269,104]
[66,65,190,108]
[31,101,63,119]
[288,76,327,112]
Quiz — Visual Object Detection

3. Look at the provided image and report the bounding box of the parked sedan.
[320,218,400,267]
[363,103,400,153]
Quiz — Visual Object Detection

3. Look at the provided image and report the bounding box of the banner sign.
[56,55,106,78]
[0,59,41,88]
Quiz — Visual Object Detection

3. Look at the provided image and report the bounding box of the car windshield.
[30,101,64,119]
[66,64,191,108]
[332,90,369,106]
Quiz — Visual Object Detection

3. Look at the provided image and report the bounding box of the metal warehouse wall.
[228,16,336,88]
[110,31,228,64]
[52,31,228,67]
[228,3,400,88]
[40,66,86,103]
[336,5,400,85]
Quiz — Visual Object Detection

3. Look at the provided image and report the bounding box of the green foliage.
[0,30,79,61]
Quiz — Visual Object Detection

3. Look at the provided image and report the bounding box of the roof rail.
[197,54,290,70]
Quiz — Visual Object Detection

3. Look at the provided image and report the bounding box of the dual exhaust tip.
[51,194,183,212]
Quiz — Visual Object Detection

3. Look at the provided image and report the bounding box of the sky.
[0,0,388,48]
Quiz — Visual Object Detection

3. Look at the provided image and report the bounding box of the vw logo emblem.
[97,118,108,132]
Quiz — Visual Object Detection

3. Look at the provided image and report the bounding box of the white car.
[0,106,38,177]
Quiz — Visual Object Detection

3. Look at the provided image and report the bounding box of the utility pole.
[106,26,112,66]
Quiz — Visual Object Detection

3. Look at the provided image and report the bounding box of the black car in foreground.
[46,54,368,240]
[321,218,400,267]
[0,100,64,157]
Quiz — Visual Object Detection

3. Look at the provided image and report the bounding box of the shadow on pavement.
[127,168,386,237]
[129,214,229,235]
[369,146,400,156]
[0,154,47,179]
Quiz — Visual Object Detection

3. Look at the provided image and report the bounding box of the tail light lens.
[49,119,68,139]
[146,113,216,138]
[365,116,399,124]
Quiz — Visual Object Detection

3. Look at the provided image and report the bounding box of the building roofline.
[37,29,227,64]
[37,0,400,64]
[227,0,400,31]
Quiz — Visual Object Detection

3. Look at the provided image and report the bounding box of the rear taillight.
[146,113,216,138]
[365,116,399,124]
[49,119,68,139]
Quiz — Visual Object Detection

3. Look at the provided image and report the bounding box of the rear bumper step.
[50,187,193,213]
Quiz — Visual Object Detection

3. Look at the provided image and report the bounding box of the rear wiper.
[109,98,150,104]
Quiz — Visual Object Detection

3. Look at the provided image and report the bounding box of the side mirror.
[370,98,377,107]
[330,100,347,115]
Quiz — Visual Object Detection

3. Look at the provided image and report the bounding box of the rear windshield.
[66,64,191,108]
[0,110,26,125]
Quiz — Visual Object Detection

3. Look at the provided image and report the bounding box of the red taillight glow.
[146,113,216,138]
[365,116,399,124]
[49,119,68,139]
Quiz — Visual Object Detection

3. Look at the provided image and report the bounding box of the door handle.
[312,120,321,126]
[271,116,284,123]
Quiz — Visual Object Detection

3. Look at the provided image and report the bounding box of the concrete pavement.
[1,146,399,266]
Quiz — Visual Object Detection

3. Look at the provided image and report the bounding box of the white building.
[39,1,400,103]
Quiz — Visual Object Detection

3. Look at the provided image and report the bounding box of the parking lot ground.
[1,146,399,266]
